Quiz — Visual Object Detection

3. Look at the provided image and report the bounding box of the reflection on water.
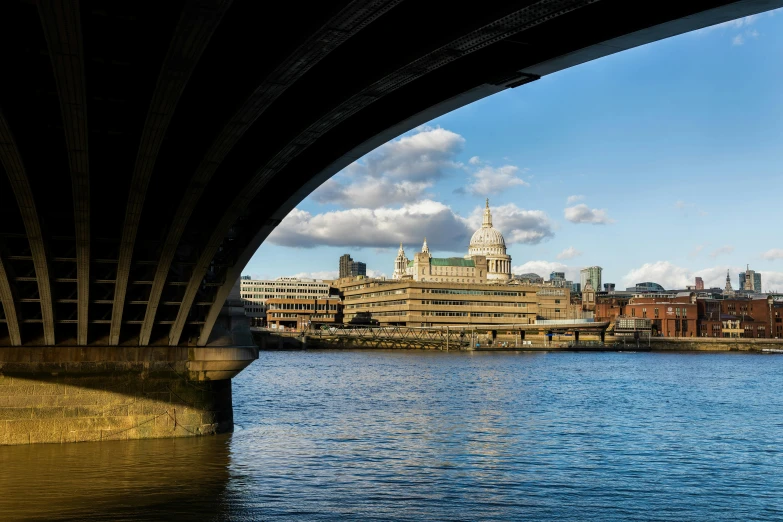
[0,435,231,521]
[3,350,783,521]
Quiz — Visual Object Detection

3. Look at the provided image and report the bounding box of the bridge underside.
[0,0,780,443]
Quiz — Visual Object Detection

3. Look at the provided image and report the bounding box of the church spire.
[422,237,429,255]
[482,199,492,228]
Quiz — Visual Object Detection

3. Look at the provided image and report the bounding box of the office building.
[266,297,342,331]
[339,254,366,279]
[580,266,602,292]
[626,282,665,293]
[240,277,331,326]
[695,277,704,290]
[340,279,538,327]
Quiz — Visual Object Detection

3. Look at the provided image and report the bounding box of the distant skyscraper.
[604,283,615,292]
[739,265,762,293]
[339,254,366,279]
[580,266,602,292]
[571,283,581,293]
[695,277,704,290]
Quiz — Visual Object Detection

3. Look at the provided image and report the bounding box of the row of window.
[344,288,408,300]
[421,300,528,308]
[423,289,525,297]
[268,303,339,311]
[420,311,526,318]
[244,281,328,288]
[345,300,407,309]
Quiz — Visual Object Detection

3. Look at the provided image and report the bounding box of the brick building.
[625,293,783,339]
[697,295,783,339]
[626,293,698,338]
[594,294,631,324]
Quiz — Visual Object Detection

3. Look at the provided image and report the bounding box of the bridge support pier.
[0,344,257,445]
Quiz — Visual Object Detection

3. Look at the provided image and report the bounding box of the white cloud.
[268,200,473,251]
[621,261,783,292]
[566,195,585,204]
[468,165,529,195]
[732,34,744,46]
[710,245,734,258]
[675,200,687,209]
[761,249,783,261]
[467,203,554,245]
[621,261,693,290]
[564,204,614,225]
[312,127,464,208]
[315,178,433,209]
[556,246,583,260]
[512,260,580,282]
[468,155,481,165]
[270,199,556,251]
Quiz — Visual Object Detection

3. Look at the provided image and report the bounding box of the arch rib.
[39,0,89,345]
[173,0,596,346]
[0,110,55,346]
[109,0,233,346]
[0,256,21,346]
[131,0,404,346]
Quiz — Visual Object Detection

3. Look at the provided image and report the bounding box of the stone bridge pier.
[0,293,257,445]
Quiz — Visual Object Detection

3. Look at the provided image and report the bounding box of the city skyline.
[245,10,783,291]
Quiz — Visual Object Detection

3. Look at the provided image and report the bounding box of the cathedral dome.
[469,226,506,249]
[469,199,506,251]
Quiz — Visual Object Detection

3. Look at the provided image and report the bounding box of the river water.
[2,350,783,521]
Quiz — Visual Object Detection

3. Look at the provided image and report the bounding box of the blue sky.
[246,10,783,291]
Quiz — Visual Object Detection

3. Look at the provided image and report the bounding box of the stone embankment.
[255,331,783,353]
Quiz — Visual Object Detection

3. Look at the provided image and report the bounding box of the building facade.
[240,277,331,326]
[626,293,698,337]
[339,254,366,279]
[626,282,665,293]
[695,277,704,290]
[697,295,782,339]
[266,297,342,331]
[341,279,538,327]
[392,200,510,283]
[580,266,602,292]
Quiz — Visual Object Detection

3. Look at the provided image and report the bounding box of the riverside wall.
[255,331,783,353]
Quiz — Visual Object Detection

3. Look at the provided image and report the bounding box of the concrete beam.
[110,0,232,346]
[0,109,54,346]
[0,256,21,346]
[39,0,90,345]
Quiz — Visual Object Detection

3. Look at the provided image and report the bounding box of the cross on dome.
[482,198,492,227]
